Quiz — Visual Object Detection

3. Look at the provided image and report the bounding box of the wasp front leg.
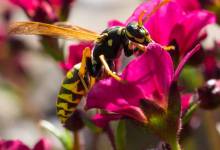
[123,41,147,57]
[99,55,123,82]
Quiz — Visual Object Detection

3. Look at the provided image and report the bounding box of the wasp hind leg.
[99,54,124,82]
[78,47,91,93]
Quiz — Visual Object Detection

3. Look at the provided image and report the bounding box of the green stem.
[171,143,181,150]
[169,140,181,150]
[73,131,80,150]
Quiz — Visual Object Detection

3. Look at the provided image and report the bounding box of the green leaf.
[166,82,182,149]
[116,120,126,150]
[39,120,73,150]
[124,119,159,150]
[182,101,199,125]
[140,82,182,150]
[81,114,102,133]
[179,66,204,92]
[167,82,181,123]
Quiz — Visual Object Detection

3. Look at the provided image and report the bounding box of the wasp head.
[125,22,151,45]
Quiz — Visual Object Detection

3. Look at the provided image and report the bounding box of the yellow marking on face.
[62,80,85,95]
[66,71,73,79]
[56,102,76,111]
[126,30,133,38]
[117,27,123,35]
[126,30,145,43]
[145,34,152,42]
[108,39,113,47]
[134,37,145,43]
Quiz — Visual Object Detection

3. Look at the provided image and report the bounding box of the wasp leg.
[89,77,96,90]
[162,45,175,51]
[99,54,123,82]
[78,47,91,77]
[131,42,147,52]
[78,47,91,92]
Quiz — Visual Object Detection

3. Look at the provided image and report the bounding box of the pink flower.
[9,0,75,22]
[86,43,200,125]
[198,79,220,109]
[175,0,201,12]
[60,42,93,72]
[109,0,215,59]
[0,138,51,150]
[9,0,57,22]
[181,93,193,113]
[47,0,75,20]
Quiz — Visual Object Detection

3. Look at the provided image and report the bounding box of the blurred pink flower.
[9,0,57,22]
[0,138,51,150]
[181,93,193,113]
[60,42,93,72]
[175,0,201,12]
[0,25,6,44]
[203,54,218,79]
[86,43,200,126]
[9,0,75,22]
[198,79,220,109]
[109,0,215,59]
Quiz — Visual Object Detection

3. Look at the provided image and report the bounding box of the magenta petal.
[40,1,57,20]
[0,140,30,150]
[126,0,160,24]
[33,138,51,150]
[170,10,216,55]
[92,114,122,127]
[176,0,201,12]
[86,78,147,123]
[122,43,174,108]
[10,0,38,16]
[174,44,201,80]
[181,93,193,112]
[87,43,174,121]
[87,78,145,108]
[61,42,93,71]
[126,0,185,45]
[145,1,185,45]
[108,20,125,27]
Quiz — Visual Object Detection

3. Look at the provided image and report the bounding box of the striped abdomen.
[56,64,87,124]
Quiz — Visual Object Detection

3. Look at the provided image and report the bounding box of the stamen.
[138,10,146,27]
[143,0,171,23]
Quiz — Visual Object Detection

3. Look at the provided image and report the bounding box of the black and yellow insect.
[56,62,95,128]
[8,0,171,127]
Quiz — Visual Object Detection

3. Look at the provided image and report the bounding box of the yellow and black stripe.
[56,64,88,124]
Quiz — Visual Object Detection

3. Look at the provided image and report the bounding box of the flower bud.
[198,79,220,109]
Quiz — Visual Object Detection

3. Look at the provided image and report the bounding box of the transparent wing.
[54,22,99,35]
[9,21,101,41]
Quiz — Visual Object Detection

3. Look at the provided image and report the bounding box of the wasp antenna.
[143,0,171,23]
[138,10,146,27]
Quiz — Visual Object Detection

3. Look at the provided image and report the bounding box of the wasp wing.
[9,21,101,41]
[54,22,99,35]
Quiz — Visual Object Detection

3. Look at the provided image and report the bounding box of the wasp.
[9,0,172,126]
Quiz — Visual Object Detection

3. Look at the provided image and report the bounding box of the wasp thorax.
[125,22,150,44]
